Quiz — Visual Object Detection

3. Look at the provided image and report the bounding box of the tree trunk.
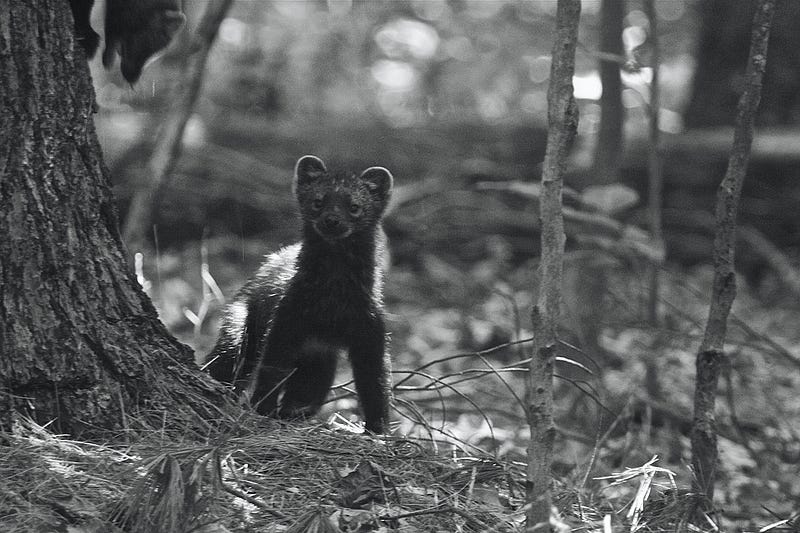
[0,0,226,437]
[526,0,580,529]
[644,0,664,399]
[593,0,624,183]
[576,0,624,372]
[691,0,775,516]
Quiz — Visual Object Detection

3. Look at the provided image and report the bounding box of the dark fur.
[206,156,393,433]
[68,0,185,83]
[69,0,100,57]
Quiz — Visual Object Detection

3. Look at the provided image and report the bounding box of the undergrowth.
[133,234,800,531]
[5,234,797,532]
[2,414,707,533]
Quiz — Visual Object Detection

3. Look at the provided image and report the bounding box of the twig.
[593,0,625,184]
[390,369,449,426]
[731,315,800,370]
[691,0,776,513]
[553,374,612,416]
[664,265,800,371]
[392,398,492,457]
[476,353,525,411]
[122,0,235,252]
[380,504,493,531]
[220,481,287,519]
[738,225,800,300]
[580,404,630,490]
[644,0,664,327]
[576,41,629,66]
[393,397,439,452]
[393,366,528,392]
[527,0,581,528]
[393,337,534,389]
[722,359,759,462]
[478,181,665,264]
[663,208,800,305]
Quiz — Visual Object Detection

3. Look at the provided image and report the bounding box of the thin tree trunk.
[691,0,775,515]
[593,0,624,184]
[526,0,580,529]
[122,0,234,254]
[643,0,665,401]
[644,0,663,327]
[0,0,227,437]
[578,0,624,369]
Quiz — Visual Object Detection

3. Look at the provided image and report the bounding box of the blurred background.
[89,0,800,519]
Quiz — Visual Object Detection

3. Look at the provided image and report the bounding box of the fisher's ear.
[293,155,327,194]
[359,166,393,204]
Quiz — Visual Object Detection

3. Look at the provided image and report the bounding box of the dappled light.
[89,0,800,527]
[3,0,800,531]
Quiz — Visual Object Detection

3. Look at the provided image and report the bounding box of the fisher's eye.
[312,198,324,211]
[349,203,362,216]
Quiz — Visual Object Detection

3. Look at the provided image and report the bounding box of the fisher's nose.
[322,214,342,230]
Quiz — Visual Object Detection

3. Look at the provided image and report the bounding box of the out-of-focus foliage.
[91,0,698,129]
[91,0,710,253]
[82,2,800,528]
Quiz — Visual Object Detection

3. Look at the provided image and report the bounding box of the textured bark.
[691,0,775,514]
[526,0,580,529]
[0,0,226,437]
[122,0,234,253]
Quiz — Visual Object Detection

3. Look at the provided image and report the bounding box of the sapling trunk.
[526,0,580,529]
[690,0,775,515]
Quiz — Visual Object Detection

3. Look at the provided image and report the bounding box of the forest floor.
[27,230,786,533]
[0,403,710,533]
[4,236,799,531]
[7,113,796,532]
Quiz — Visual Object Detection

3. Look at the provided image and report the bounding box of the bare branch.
[691,0,776,515]
[122,0,234,252]
[644,0,664,327]
[593,0,625,184]
[526,0,580,528]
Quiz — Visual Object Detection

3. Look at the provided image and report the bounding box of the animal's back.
[205,243,300,387]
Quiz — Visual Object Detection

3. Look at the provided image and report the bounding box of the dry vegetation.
[5,2,800,531]
[1,411,711,533]
[5,224,798,532]
[99,140,800,531]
